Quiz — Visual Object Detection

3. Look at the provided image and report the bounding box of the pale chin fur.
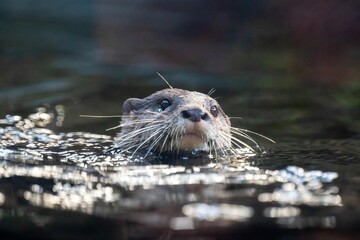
[174,119,215,151]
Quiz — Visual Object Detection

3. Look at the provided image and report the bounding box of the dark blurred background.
[0,3,360,238]
[0,0,359,135]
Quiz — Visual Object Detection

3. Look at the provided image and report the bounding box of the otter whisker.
[116,124,165,146]
[212,140,219,159]
[146,122,172,153]
[207,88,216,96]
[157,72,173,89]
[216,132,238,156]
[117,124,162,142]
[108,118,165,131]
[220,130,255,152]
[119,116,163,122]
[158,125,173,155]
[227,138,249,154]
[106,125,123,131]
[230,129,261,148]
[208,140,214,157]
[120,117,164,122]
[144,127,169,158]
[214,141,228,157]
[175,126,185,154]
[232,127,275,143]
[169,125,179,152]
[130,126,167,156]
[119,114,164,123]
[107,123,152,132]
[229,135,255,152]
[116,119,165,128]
[140,110,166,116]
[127,121,164,132]
[208,135,221,157]
[80,114,122,118]
[220,141,236,155]
[208,140,213,156]
[228,116,243,120]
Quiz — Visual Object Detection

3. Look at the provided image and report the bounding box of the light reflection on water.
[0,109,344,231]
[182,203,253,222]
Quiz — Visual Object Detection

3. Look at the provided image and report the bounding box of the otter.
[114,87,270,157]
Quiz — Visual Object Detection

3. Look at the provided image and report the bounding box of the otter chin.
[114,87,268,157]
[179,127,206,150]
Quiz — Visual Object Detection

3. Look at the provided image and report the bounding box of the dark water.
[0,87,359,239]
[1,1,359,239]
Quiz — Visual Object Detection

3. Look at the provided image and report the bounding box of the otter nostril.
[201,113,209,121]
[181,109,207,122]
[181,110,191,119]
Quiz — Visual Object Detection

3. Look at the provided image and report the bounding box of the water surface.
[0,86,359,239]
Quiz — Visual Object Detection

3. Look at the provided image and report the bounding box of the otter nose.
[181,109,209,122]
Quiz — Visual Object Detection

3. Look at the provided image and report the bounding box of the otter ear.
[122,98,142,115]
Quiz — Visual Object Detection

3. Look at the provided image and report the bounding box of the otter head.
[115,88,231,156]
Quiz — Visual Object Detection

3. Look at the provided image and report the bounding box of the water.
[1,1,359,239]
[0,88,359,239]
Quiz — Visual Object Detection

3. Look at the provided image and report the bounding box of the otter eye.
[210,105,218,117]
[158,99,171,111]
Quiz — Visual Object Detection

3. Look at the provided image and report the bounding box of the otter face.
[115,88,231,156]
